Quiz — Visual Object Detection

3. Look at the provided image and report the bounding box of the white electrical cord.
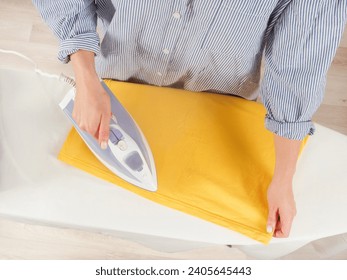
[0,48,76,183]
[0,48,75,85]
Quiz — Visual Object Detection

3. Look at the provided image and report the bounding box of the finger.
[99,113,111,150]
[273,218,282,237]
[80,121,99,137]
[266,207,278,234]
[274,210,294,238]
[94,124,100,140]
[275,217,282,231]
[77,114,99,135]
[72,110,78,122]
[78,122,87,132]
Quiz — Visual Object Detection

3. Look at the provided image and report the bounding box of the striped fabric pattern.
[32,0,347,140]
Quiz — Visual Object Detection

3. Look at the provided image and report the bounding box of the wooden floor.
[0,0,346,260]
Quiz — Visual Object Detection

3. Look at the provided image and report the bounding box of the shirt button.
[156,72,162,76]
[172,12,181,19]
[162,48,170,55]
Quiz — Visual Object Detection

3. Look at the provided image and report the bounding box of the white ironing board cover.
[1,68,347,246]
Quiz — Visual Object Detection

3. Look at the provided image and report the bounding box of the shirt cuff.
[265,115,315,140]
[58,32,100,63]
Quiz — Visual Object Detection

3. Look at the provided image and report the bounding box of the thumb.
[266,207,278,234]
[99,113,110,150]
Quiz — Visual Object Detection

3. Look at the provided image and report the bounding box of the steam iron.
[59,79,158,191]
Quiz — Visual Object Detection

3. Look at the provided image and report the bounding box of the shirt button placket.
[157,9,182,85]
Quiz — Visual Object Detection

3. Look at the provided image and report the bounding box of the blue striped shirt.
[33,0,347,140]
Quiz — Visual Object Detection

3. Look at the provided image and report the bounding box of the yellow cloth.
[58,80,308,244]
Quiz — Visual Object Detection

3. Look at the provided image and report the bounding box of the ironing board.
[1,68,347,259]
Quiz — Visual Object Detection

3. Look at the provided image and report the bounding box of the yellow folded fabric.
[58,80,308,244]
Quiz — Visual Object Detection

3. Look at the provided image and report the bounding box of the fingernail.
[266,225,273,233]
[101,141,108,150]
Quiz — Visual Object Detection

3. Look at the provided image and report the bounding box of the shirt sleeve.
[259,0,347,140]
[32,0,100,63]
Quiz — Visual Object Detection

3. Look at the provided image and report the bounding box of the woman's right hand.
[70,50,111,149]
[72,76,111,149]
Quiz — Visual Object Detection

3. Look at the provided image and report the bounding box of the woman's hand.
[266,134,302,238]
[70,50,111,149]
[266,178,297,237]
[72,76,111,149]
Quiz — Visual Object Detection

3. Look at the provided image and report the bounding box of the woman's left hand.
[266,178,297,238]
[266,134,302,238]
